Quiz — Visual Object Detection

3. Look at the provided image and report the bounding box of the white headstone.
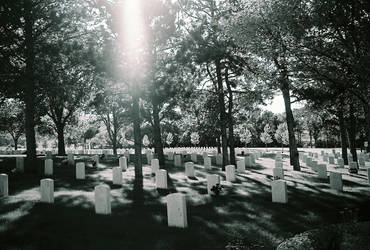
[317,164,327,179]
[168,152,174,160]
[271,180,288,203]
[94,184,111,215]
[0,174,8,197]
[44,159,53,176]
[174,154,182,167]
[225,165,236,182]
[16,157,24,173]
[329,156,335,164]
[273,167,284,180]
[202,152,208,160]
[119,157,127,171]
[93,155,99,168]
[349,162,358,173]
[329,172,343,191]
[250,154,256,164]
[236,160,245,173]
[76,162,85,180]
[306,157,312,167]
[216,154,222,166]
[244,156,252,167]
[40,178,54,203]
[166,193,187,228]
[151,159,160,174]
[156,169,168,189]
[275,160,283,168]
[67,153,74,166]
[337,158,344,168]
[359,157,365,168]
[204,157,211,169]
[191,153,197,163]
[323,155,328,162]
[112,167,122,185]
[206,174,220,195]
[185,162,195,177]
[311,160,318,172]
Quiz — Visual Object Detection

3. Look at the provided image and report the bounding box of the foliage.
[275,123,289,146]
[142,134,150,147]
[166,132,174,146]
[190,132,200,146]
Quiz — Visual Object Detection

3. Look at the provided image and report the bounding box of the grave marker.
[174,154,182,167]
[167,152,174,160]
[204,157,211,169]
[67,153,74,166]
[16,157,24,173]
[244,156,252,167]
[275,160,283,168]
[156,169,168,189]
[216,154,222,166]
[40,178,54,203]
[337,158,344,168]
[271,180,288,203]
[273,168,284,180]
[76,162,85,180]
[329,156,335,164]
[191,153,197,163]
[119,157,127,171]
[151,159,160,174]
[317,164,327,179]
[166,193,187,228]
[236,160,245,173]
[206,174,220,195]
[112,167,122,185]
[44,159,53,176]
[330,172,343,191]
[0,174,8,197]
[185,162,195,178]
[225,165,236,182]
[94,184,111,215]
[93,155,100,168]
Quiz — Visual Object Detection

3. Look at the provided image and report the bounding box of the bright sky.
[260,94,303,114]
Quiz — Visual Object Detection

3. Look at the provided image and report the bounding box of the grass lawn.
[0,151,370,250]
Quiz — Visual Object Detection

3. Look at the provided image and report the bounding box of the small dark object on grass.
[211,183,223,196]
[92,160,97,167]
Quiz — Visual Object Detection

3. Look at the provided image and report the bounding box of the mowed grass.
[1,152,370,250]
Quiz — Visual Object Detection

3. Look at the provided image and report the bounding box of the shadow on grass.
[2,157,370,250]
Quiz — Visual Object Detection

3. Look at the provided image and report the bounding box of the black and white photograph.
[0,0,369,249]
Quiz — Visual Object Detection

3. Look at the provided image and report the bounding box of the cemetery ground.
[1,150,370,250]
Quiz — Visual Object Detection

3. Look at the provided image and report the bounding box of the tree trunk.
[280,71,300,171]
[347,103,358,163]
[24,0,37,172]
[13,137,18,150]
[215,59,228,170]
[112,111,118,156]
[152,100,165,167]
[338,106,348,165]
[225,71,236,165]
[57,125,66,156]
[112,136,117,156]
[309,131,313,148]
[132,94,143,207]
[216,136,221,153]
[364,103,370,153]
